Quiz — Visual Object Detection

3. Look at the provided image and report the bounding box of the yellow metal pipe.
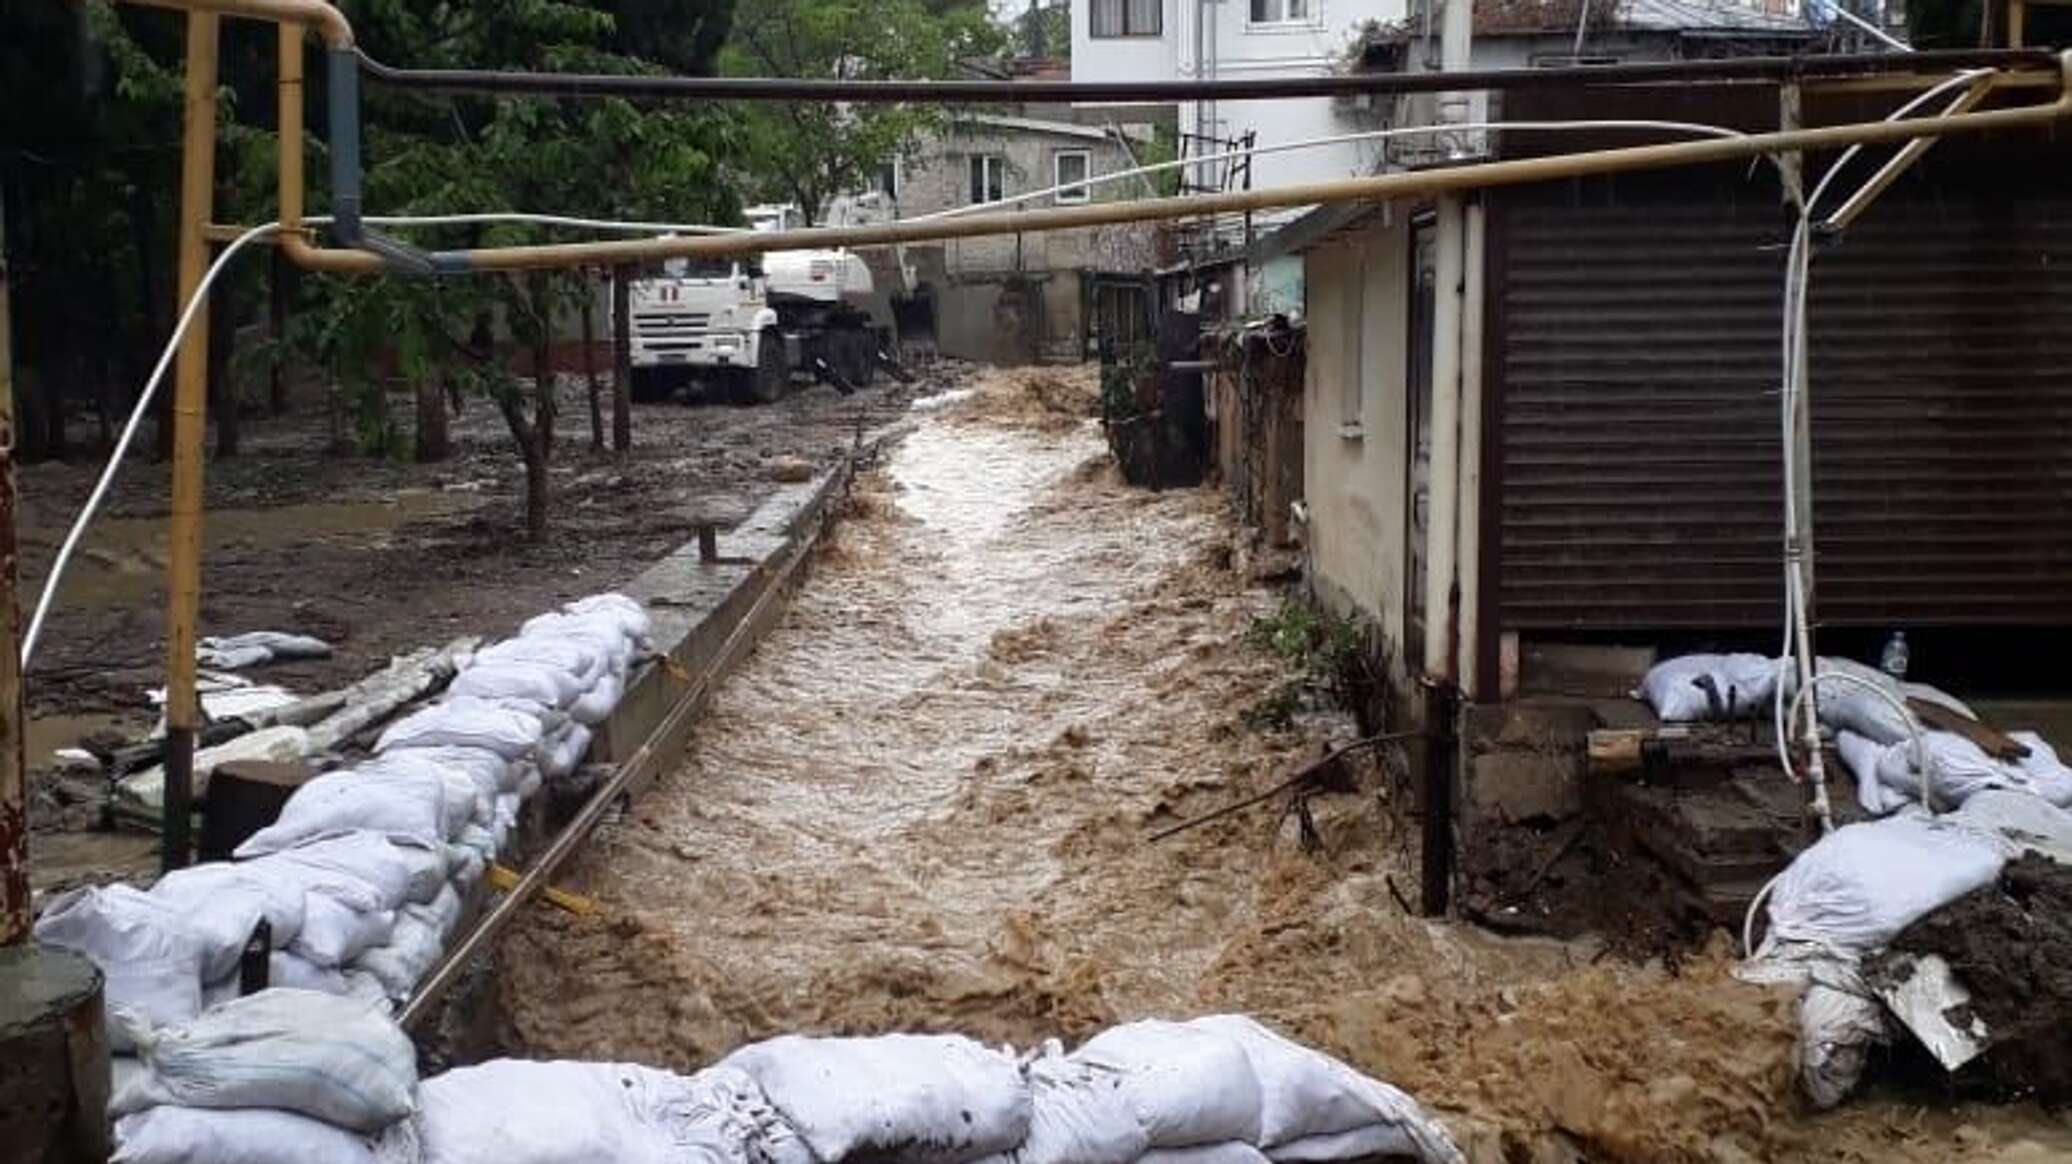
[162,8,220,871]
[262,53,2072,273]
[121,0,351,47]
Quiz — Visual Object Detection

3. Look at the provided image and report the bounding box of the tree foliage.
[720,0,1002,224]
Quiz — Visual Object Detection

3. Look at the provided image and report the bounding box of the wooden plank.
[1907,696,2030,761]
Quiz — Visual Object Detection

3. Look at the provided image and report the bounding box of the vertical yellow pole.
[279,23,303,233]
[0,196,28,943]
[163,10,220,872]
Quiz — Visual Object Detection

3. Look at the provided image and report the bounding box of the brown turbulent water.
[499,368,2072,1164]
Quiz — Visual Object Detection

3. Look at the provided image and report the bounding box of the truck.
[624,203,899,404]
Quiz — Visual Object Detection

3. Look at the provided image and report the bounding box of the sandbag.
[1072,1021,1264,1149]
[413,1059,765,1164]
[973,1043,1146,1164]
[1801,657,1912,745]
[152,861,307,952]
[264,831,448,907]
[1953,789,2072,864]
[1185,1016,1457,1161]
[237,768,457,856]
[1798,980,1889,1110]
[114,988,418,1132]
[449,659,583,709]
[564,593,652,645]
[568,670,623,727]
[1760,813,2008,958]
[355,752,491,830]
[1139,1147,1271,1164]
[114,1105,379,1164]
[2007,731,2072,807]
[519,612,637,671]
[34,885,209,1049]
[270,950,350,995]
[1872,731,2011,812]
[375,697,546,760]
[353,910,445,1000]
[722,1033,1031,1164]
[289,898,395,969]
[410,882,464,937]
[540,723,593,781]
[477,637,608,692]
[1836,730,1899,816]
[1636,654,1777,721]
[197,631,333,669]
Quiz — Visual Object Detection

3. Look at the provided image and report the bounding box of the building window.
[1091,0,1161,37]
[1249,0,1316,25]
[1054,150,1091,204]
[969,154,1005,205]
[876,161,900,201]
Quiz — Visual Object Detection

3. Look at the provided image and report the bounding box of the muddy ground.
[488,368,2072,1164]
[19,370,934,880]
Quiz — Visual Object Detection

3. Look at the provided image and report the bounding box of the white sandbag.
[266,831,447,907]
[1759,812,2007,958]
[115,988,417,1132]
[152,861,307,951]
[1269,1124,1449,1162]
[414,1059,760,1164]
[354,751,490,830]
[1901,681,1976,721]
[353,911,445,999]
[447,843,486,890]
[449,658,583,709]
[1873,731,2012,812]
[477,635,608,690]
[289,899,395,968]
[198,631,333,669]
[567,670,623,727]
[972,1043,1146,1164]
[1803,657,1912,745]
[2006,731,2072,807]
[564,593,653,645]
[410,746,513,807]
[1954,789,2072,864]
[1072,1021,1263,1149]
[270,950,350,994]
[375,697,546,760]
[1835,730,1899,816]
[512,761,542,800]
[238,768,456,856]
[1798,980,1889,1110]
[722,1033,1031,1164]
[519,612,637,671]
[540,723,593,780]
[1185,1016,1458,1161]
[410,882,465,938]
[114,1105,379,1164]
[1140,1147,1271,1164]
[1636,654,1777,721]
[34,885,208,1050]
[457,824,497,861]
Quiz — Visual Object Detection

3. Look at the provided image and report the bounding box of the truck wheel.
[848,332,879,388]
[747,330,787,404]
[629,366,670,404]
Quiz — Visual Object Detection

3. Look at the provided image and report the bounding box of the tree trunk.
[415,374,450,462]
[610,264,632,454]
[523,441,549,543]
[532,331,556,457]
[581,279,603,452]
[208,279,239,459]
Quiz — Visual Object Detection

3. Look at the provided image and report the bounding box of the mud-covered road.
[493,368,2069,1164]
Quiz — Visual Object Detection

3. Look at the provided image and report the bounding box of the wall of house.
[1073,0,1180,85]
[1302,212,1411,659]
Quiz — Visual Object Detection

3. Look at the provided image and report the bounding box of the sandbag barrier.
[103,1003,1465,1164]
[34,593,653,1071]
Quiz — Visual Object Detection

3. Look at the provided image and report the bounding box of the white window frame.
[1091,0,1163,38]
[969,154,1006,205]
[1053,149,1092,204]
[1249,0,1321,29]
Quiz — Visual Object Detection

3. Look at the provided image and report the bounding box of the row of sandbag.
[1740,788,2072,1107]
[36,593,652,1044]
[107,1003,1463,1164]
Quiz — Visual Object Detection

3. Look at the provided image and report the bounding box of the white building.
[1071,0,1401,195]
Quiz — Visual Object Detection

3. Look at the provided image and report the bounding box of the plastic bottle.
[1880,631,1910,681]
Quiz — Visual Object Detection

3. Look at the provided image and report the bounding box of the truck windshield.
[657,257,736,280]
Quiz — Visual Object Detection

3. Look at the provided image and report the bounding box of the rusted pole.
[1420,679,1458,917]
[0,195,28,944]
[161,10,222,873]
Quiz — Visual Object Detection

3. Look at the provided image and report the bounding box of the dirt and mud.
[19,372,932,888]
[1882,854,2072,1105]
[490,367,2072,1164]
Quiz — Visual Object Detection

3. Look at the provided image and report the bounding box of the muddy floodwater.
[500,369,2072,1163]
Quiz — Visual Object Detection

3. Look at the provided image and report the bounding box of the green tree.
[720,0,1002,224]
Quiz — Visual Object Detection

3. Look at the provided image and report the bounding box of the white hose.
[19,210,744,669]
